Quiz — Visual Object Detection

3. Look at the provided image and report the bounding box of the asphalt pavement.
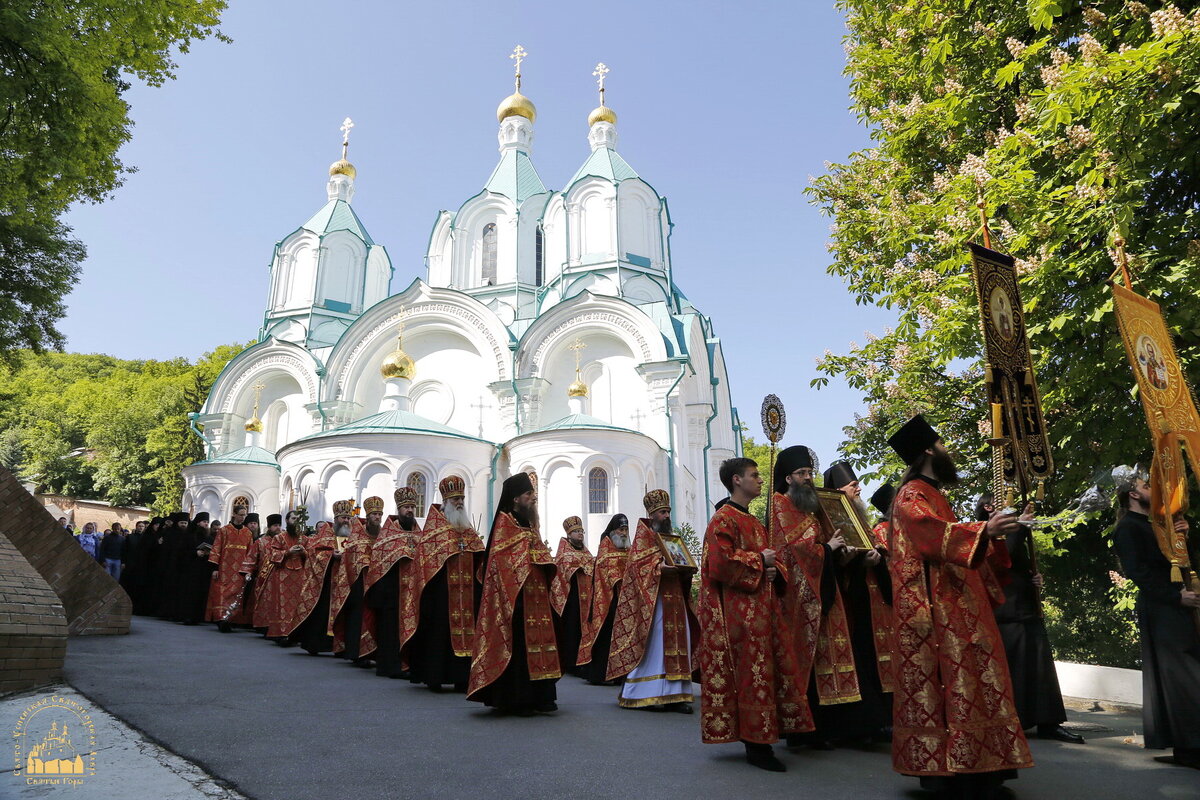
[57,618,1200,800]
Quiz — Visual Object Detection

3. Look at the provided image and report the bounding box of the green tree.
[0,0,228,358]
[0,342,249,509]
[807,0,1200,666]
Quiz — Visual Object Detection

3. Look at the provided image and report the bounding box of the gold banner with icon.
[1112,282,1200,588]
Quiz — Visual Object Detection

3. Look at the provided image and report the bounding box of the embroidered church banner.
[968,243,1054,493]
[1112,282,1200,584]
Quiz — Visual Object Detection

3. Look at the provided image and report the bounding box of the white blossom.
[1151,5,1186,36]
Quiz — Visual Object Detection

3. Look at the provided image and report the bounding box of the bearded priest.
[365,492,418,679]
[577,514,631,685]
[607,490,699,712]
[467,472,560,715]
[328,499,377,667]
[770,445,859,750]
[886,414,1032,797]
[402,476,485,692]
[551,516,594,678]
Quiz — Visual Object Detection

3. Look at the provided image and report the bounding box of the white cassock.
[617,593,693,708]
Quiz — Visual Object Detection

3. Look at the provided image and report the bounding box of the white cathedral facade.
[181,65,742,548]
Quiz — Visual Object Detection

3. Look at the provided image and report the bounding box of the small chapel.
[182,49,742,547]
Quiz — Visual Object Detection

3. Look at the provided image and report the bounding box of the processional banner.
[1112,282,1200,586]
[968,243,1054,494]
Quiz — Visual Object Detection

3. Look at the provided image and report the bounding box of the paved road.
[64,619,1197,800]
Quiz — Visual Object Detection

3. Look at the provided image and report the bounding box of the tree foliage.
[0,0,228,358]
[0,343,248,513]
[807,0,1200,666]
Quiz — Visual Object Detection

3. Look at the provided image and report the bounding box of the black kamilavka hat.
[888,414,941,465]
[823,461,858,489]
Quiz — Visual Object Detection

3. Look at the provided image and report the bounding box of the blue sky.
[60,0,895,475]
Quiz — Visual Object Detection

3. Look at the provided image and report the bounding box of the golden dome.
[244,416,263,433]
[380,349,416,380]
[588,105,617,126]
[497,91,537,123]
[568,378,589,398]
[329,158,357,179]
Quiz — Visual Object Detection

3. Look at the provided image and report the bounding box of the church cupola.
[262,118,393,350]
[586,63,618,152]
[496,44,537,154]
[425,47,550,298]
[379,317,415,413]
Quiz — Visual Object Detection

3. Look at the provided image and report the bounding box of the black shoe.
[1155,751,1200,770]
[217,622,232,633]
[535,702,558,713]
[427,683,446,693]
[744,743,786,772]
[1037,725,1085,744]
[666,701,694,714]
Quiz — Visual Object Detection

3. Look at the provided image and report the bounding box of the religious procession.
[115,352,1199,800]
[9,5,1200,800]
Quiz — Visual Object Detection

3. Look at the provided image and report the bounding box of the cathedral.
[181,52,742,547]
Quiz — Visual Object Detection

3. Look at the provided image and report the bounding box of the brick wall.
[0,531,68,694]
[0,467,130,636]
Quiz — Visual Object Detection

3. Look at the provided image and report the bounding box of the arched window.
[588,468,609,514]
[232,495,251,513]
[407,472,428,517]
[534,224,544,287]
[481,223,497,285]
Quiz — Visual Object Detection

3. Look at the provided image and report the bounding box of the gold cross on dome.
[593,62,610,105]
[510,45,528,90]
[251,382,265,415]
[568,337,586,373]
[339,117,354,158]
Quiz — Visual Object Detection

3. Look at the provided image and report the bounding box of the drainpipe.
[187,412,210,459]
[487,443,502,529]
[314,368,330,431]
[662,359,688,522]
[702,373,720,513]
[508,344,522,436]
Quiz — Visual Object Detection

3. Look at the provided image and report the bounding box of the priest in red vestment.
[577,514,630,685]
[401,475,485,692]
[700,457,812,772]
[365,491,418,678]
[468,472,560,715]
[241,513,278,635]
[287,519,337,655]
[770,445,860,750]
[259,512,307,642]
[886,414,1032,798]
[607,490,699,711]
[207,504,254,631]
[551,516,594,677]
[328,499,376,665]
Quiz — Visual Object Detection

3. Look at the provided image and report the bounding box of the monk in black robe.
[179,513,216,625]
[975,493,1082,744]
[1113,472,1200,770]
